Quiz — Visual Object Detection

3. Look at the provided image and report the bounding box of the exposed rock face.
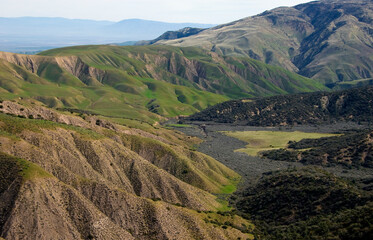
[0,52,42,74]
[0,52,106,86]
[2,178,134,240]
[0,100,89,127]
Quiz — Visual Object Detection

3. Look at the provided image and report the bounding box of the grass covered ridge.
[0,152,52,181]
[0,112,104,140]
[0,45,327,124]
[40,45,326,98]
[0,107,241,197]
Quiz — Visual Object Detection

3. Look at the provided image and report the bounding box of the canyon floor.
[169,121,373,187]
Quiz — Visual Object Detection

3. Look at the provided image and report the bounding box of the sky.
[1,0,314,24]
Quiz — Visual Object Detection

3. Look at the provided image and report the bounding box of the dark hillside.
[235,168,370,225]
[234,168,373,240]
[136,27,206,45]
[262,130,373,168]
[188,86,373,126]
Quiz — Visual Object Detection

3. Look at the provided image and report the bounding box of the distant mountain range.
[4,0,373,89]
[0,17,214,53]
[156,0,373,86]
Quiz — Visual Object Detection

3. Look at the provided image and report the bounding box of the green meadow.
[222,130,340,156]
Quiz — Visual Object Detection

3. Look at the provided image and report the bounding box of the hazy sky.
[1,0,314,23]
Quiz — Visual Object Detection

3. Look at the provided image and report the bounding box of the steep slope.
[0,45,325,122]
[0,100,239,200]
[159,0,373,84]
[0,101,255,239]
[39,45,326,98]
[0,153,135,240]
[0,49,228,122]
[188,86,373,126]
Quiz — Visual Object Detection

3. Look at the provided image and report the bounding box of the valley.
[167,120,373,239]
[169,121,373,183]
[1,0,373,239]
[221,130,339,156]
[172,85,373,239]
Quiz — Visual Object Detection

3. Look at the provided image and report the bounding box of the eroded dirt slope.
[0,101,255,240]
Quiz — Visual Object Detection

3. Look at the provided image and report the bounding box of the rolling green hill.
[39,45,326,98]
[158,0,373,85]
[0,45,325,122]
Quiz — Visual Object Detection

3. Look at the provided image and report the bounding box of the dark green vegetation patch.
[188,86,373,126]
[262,130,373,168]
[233,168,373,240]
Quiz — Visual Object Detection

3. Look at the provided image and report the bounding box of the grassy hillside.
[223,130,339,156]
[0,45,327,123]
[0,49,229,123]
[0,45,326,122]
[158,0,373,85]
[39,45,326,98]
